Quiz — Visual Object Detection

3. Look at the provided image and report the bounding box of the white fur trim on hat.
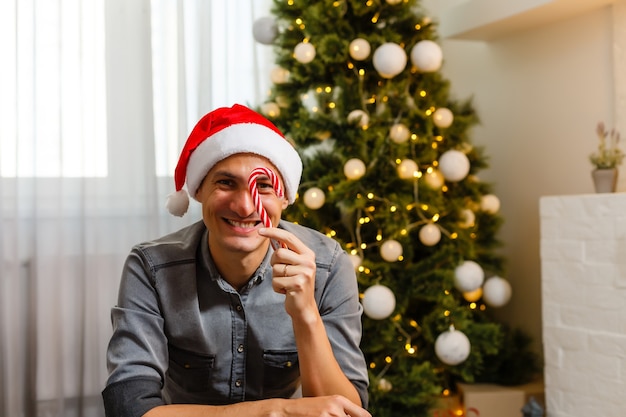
[186,123,302,204]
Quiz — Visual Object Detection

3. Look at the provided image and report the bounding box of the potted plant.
[589,122,624,193]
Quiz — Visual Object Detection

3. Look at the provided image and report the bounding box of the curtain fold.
[1,0,271,416]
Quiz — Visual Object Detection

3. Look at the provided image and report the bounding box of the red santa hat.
[166,104,303,216]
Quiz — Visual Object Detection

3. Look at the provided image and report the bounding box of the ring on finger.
[283,264,288,277]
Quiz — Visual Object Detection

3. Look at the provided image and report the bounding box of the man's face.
[195,153,288,256]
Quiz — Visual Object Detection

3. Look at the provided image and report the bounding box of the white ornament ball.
[294,42,316,64]
[410,40,443,72]
[458,208,475,229]
[347,109,369,127]
[390,123,410,143]
[480,194,501,214]
[372,42,407,79]
[362,284,396,320]
[303,187,325,210]
[349,38,371,61]
[380,239,402,262]
[454,260,485,293]
[419,223,441,246]
[435,326,471,365]
[433,107,454,128]
[424,169,444,189]
[260,102,280,118]
[482,276,512,308]
[344,158,366,180]
[377,378,393,392]
[270,66,290,84]
[252,16,278,45]
[348,254,362,270]
[438,150,470,182]
[397,159,418,180]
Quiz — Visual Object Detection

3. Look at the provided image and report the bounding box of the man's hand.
[258,227,318,323]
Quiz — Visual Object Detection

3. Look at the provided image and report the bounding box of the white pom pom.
[166,189,189,217]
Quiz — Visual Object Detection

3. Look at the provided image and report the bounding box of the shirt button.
[235,379,242,387]
[236,305,242,311]
[237,344,244,353]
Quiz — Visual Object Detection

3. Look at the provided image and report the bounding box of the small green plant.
[590,122,624,169]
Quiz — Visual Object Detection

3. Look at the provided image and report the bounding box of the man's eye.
[257,182,273,190]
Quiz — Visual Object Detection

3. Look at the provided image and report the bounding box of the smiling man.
[102,104,370,417]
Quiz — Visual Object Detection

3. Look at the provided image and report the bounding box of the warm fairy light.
[385,356,392,363]
[371,12,380,23]
[329,230,336,236]
[420,90,427,97]
[480,304,487,311]
[409,320,418,327]
[411,133,418,141]
[432,214,439,221]
[470,232,477,239]
[366,0,374,5]
[420,204,429,211]
[366,206,375,212]
[450,232,458,239]
[425,109,433,116]
[367,192,374,199]
[360,243,367,249]
[390,205,397,212]
[376,234,382,241]
[444,310,451,317]
[329,102,336,109]
[444,290,450,295]
[367,96,376,104]
[432,142,438,149]
[333,1,340,6]
[400,229,407,235]
[470,302,477,309]
[359,217,366,224]
[406,345,416,354]
[358,68,365,76]
[295,18,303,25]
[442,185,449,192]
[398,255,404,261]
[369,362,376,369]
[442,389,450,396]
[287,0,294,5]
[435,135,443,142]
[348,62,354,69]
[415,24,422,30]
[325,86,332,93]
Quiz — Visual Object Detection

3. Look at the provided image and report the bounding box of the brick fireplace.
[539,193,626,416]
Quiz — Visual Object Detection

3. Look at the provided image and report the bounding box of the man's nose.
[232,187,258,217]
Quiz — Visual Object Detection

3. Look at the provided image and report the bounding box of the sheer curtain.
[0,0,272,416]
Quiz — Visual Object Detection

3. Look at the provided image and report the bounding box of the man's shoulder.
[133,220,206,261]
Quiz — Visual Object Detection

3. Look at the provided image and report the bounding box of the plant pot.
[591,168,618,193]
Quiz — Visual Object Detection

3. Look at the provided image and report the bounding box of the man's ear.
[281,197,289,210]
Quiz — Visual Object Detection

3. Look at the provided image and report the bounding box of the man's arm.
[144,396,369,417]
[259,227,365,406]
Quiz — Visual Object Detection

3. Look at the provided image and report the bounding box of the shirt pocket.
[262,350,300,398]
[167,344,215,393]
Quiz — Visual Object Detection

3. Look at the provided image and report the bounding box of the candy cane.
[248,167,285,250]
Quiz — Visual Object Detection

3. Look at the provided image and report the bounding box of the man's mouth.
[226,219,260,229]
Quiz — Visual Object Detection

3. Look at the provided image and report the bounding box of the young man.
[102,104,370,417]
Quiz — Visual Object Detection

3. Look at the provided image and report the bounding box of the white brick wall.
[540,193,626,417]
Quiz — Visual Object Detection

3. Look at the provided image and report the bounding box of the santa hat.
[166,104,303,216]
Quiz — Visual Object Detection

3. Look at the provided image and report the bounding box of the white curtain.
[0,0,272,416]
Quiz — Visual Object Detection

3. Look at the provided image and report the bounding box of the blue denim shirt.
[102,220,368,417]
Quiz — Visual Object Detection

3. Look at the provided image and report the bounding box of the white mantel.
[539,193,626,417]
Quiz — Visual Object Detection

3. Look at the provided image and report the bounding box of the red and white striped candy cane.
[248,167,285,249]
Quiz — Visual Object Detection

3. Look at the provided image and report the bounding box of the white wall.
[423,1,623,358]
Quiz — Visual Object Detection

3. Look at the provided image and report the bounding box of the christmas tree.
[252,1,540,415]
